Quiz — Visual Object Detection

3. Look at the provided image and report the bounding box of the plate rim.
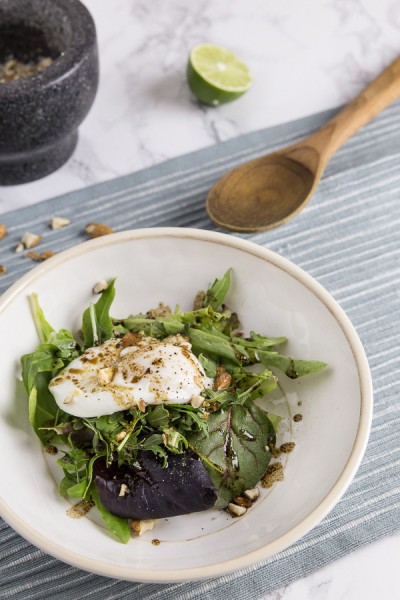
[0,227,373,582]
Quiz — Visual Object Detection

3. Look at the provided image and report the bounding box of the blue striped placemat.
[0,102,399,599]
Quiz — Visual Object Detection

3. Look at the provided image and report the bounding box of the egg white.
[48,336,213,418]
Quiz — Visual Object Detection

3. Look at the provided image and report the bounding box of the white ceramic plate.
[0,228,372,582]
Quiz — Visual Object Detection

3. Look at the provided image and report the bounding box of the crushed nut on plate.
[131,519,157,536]
[93,280,109,294]
[227,503,247,517]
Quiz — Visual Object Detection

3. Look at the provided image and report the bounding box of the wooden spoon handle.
[310,56,400,160]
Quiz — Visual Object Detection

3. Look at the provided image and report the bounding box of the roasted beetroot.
[93,450,218,519]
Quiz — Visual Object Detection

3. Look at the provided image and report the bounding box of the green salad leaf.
[90,485,131,544]
[188,399,276,508]
[82,279,116,347]
[21,268,328,542]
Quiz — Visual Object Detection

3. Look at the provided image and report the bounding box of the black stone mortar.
[0,0,99,185]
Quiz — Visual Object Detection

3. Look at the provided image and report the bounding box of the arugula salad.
[21,269,327,543]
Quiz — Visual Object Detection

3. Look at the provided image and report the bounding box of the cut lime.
[187,44,252,106]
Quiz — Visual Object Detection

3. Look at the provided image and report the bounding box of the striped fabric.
[1,103,399,599]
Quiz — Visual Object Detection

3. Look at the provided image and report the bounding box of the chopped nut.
[45,445,58,455]
[0,223,7,240]
[137,399,146,413]
[66,499,94,519]
[24,250,55,262]
[15,243,24,253]
[233,495,252,508]
[119,483,129,497]
[227,503,247,517]
[120,332,142,348]
[22,232,42,249]
[261,462,284,488]
[85,223,114,238]
[151,538,161,546]
[131,519,157,536]
[146,302,172,318]
[50,216,71,230]
[0,264,6,276]
[93,279,109,294]
[40,250,55,260]
[193,290,206,310]
[244,487,260,502]
[280,442,296,453]
[24,251,41,261]
[293,413,303,422]
[213,366,232,391]
[115,430,127,442]
[190,395,204,408]
[98,366,114,385]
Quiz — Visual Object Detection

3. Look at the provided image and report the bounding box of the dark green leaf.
[257,350,327,378]
[189,400,276,508]
[203,269,232,310]
[188,328,240,364]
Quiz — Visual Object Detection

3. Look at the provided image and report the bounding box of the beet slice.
[93,450,218,519]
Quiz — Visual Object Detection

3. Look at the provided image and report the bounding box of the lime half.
[187,44,252,106]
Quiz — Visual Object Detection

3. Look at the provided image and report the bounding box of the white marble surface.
[0,0,399,598]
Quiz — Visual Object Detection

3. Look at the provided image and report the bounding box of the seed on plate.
[50,216,71,230]
[233,495,252,508]
[280,442,296,453]
[261,462,284,488]
[0,264,7,275]
[227,503,247,517]
[22,232,42,249]
[131,519,157,536]
[85,222,114,238]
[243,487,260,502]
[93,279,109,294]
[0,223,7,240]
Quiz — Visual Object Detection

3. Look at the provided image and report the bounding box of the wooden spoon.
[206,57,400,232]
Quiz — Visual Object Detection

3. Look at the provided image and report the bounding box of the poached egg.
[49,335,213,418]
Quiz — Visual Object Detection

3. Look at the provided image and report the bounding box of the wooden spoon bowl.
[207,57,400,233]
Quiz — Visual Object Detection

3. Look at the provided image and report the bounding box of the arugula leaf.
[82,279,116,347]
[257,350,327,378]
[90,485,131,544]
[203,269,232,310]
[188,328,240,364]
[188,399,276,508]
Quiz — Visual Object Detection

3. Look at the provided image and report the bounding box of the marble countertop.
[0,0,398,598]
